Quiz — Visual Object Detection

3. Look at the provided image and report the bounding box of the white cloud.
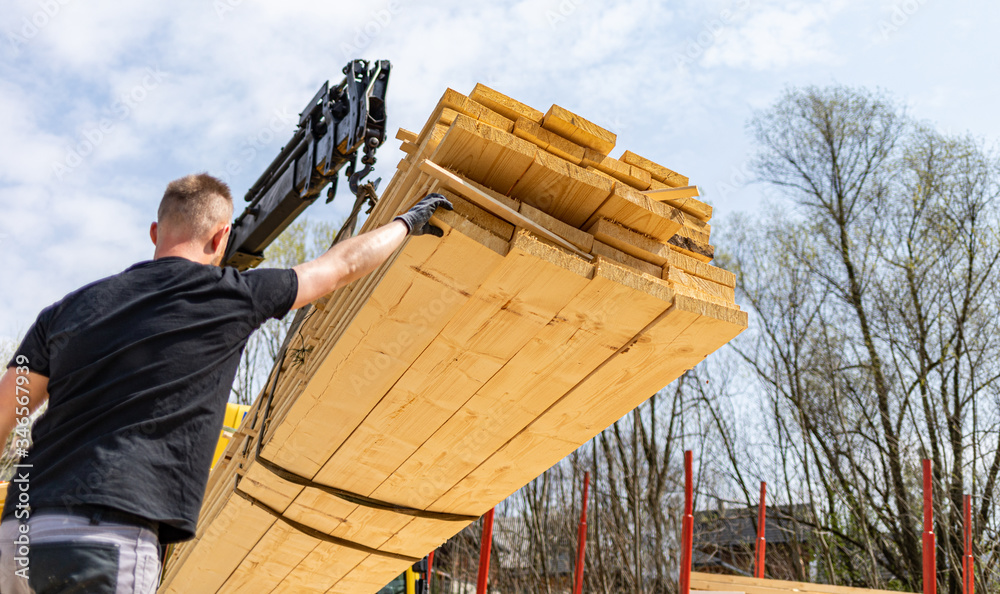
[2,0,999,342]
[701,2,842,70]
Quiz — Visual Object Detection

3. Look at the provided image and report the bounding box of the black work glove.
[394,193,453,237]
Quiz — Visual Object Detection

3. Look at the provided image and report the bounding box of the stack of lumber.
[692,572,906,594]
[159,84,746,593]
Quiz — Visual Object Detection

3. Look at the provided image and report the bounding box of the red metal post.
[755,481,767,579]
[427,550,435,594]
[922,459,935,594]
[964,494,974,594]
[679,451,694,594]
[476,508,496,594]
[573,471,591,594]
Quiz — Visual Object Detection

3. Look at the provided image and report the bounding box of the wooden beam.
[690,572,904,594]
[590,242,662,278]
[645,180,713,222]
[542,104,616,155]
[395,128,418,143]
[430,114,537,195]
[507,150,615,228]
[644,185,701,200]
[512,117,586,165]
[620,150,689,187]
[586,183,685,242]
[587,217,671,266]
[470,83,544,123]
[417,159,593,259]
[668,234,714,263]
[518,202,594,253]
[583,149,652,190]
[663,248,735,288]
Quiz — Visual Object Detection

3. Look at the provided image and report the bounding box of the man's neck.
[153,245,211,265]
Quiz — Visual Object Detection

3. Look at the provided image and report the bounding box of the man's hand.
[290,194,452,310]
[393,193,453,237]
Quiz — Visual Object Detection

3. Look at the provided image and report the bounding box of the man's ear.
[212,224,231,252]
[150,222,158,246]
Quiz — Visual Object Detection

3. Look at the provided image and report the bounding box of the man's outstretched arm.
[0,364,49,441]
[290,193,453,310]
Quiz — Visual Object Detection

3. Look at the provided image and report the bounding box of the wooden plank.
[438,190,514,242]
[162,497,278,593]
[512,117,586,165]
[646,179,713,222]
[586,182,685,242]
[522,294,746,447]
[414,89,514,148]
[422,292,751,520]
[518,202,594,253]
[430,114,537,195]
[507,150,615,228]
[399,141,417,156]
[420,122,451,157]
[587,217,670,266]
[268,542,369,594]
[418,159,592,259]
[690,573,904,594]
[469,83,544,123]
[668,233,714,262]
[542,104,616,155]
[583,149,652,190]
[645,185,700,200]
[305,231,596,556]
[663,248,735,288]
[620,149,689,187]
[667,274,734,308]
[395,128,418,143]
[590,242,661,278]
[262,209,509,479]
[219,518,319,593]
[374,259,678,550]
[437,88,515,132]
[308,229,594,510]
[673,221,710,246]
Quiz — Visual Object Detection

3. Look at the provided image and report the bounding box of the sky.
[1,0,997,343]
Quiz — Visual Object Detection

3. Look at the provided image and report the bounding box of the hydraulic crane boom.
[223,59,391,270]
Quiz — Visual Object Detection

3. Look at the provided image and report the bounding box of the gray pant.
[0,514,160,594]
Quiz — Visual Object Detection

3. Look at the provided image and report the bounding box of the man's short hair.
[157,173,234,239]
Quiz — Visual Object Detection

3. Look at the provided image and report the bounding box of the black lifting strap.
[233,487,420,564]
[252,455,478,523]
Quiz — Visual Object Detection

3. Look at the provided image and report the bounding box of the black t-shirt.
[2,256,297,544]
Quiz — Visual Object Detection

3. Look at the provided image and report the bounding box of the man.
[0,173,451,593]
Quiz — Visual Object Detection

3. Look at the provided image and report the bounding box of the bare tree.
[728,85,1000,591]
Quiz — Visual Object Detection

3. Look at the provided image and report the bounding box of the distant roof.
[695,503,813,547]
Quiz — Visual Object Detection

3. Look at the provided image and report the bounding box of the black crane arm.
[223,59,391,270]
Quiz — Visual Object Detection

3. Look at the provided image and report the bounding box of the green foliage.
[230,217,343,405]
